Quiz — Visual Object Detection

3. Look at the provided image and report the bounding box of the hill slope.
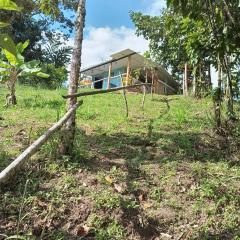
[0,85,239,239]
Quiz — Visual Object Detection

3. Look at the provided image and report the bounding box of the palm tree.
[60,0,86,154]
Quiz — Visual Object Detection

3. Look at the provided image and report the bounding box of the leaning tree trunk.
[60,0,86,155]
[6,70,18,106]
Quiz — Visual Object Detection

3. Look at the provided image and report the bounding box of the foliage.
[42,35,72,67]
[0,86,240,239]
[0,40,48,81]
[0,39,48,105]
[20,63,68,89]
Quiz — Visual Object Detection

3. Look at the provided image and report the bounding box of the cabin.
[80,49,179,95]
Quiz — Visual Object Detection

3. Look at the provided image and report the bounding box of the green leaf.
[0,34,17,57]
[0,60,11,68]
[20,67,42,75]
[3,48,17,65]
[24,60,40,69]
[0,21,10,28]
[36,72,49,78]
[16,40,30,54]
[0,0,21,11]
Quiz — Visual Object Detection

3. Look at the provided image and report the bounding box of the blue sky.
[71,0,166,68]
[85,0,154,29]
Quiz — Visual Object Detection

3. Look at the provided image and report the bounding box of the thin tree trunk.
[215,58,222,129]
[208,64,212,89]
[60,0,86,155]
[223,55,234,118]
[192,66,197,97]
[184,62,188,96]
[151,70,154,100]
[142,69,148,110]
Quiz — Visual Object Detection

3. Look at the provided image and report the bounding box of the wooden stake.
[120,74,129,117]
[0,101,83,184]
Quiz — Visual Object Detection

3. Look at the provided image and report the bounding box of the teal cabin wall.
[93,67,127,89]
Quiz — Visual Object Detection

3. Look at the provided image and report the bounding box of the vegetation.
[131,0,240,128]
[0,85,240,239]
[0,0,240,239]
[0,40,48,105]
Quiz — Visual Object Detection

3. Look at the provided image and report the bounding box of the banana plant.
[0,40,49,106]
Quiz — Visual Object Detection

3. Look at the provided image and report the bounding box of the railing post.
[107,62,112,89]
[126,56,131,86]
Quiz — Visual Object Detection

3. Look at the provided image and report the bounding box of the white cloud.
[147,0,166,16]
[79,26,149,68]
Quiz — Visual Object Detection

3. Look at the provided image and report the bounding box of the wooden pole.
[120,74,129,117]
[126,56,131,86]
[107,62,112,89]
[0,101,83,184]
[63,83,152,99]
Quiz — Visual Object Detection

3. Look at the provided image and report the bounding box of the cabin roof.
[81,49,157,76]
[80,48,178,87]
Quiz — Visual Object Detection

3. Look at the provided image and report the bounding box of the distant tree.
[42,34,72,67]
[131,10,212,96]
[166,0,240,120]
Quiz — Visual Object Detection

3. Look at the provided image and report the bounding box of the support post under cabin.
[107,62,112,89]
[126,56,131,86]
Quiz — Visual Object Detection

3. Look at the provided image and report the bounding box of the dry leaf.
[160,233,172,239]
[114,183,123,193]
[76,225,90,237]
[143,202,153,209]
[179,186,186,193]
[105,175,114,184]
[138,194,146,202]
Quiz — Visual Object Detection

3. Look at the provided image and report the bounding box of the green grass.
[0,84,240,240]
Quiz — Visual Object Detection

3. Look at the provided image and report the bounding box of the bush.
[19,63,68,89]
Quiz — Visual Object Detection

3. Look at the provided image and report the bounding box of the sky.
[67,0,166,68]
[66,0,217,85]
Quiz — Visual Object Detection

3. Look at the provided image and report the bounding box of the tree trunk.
[215,59,222,129]
[184,62,188,96]
[208,64,212,90]
[6,70,18,106]
[60,0,86,155]
[223,55,234,119]
[192,66,197,97]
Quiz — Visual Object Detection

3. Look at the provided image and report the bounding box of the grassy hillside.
[0,85,239,239]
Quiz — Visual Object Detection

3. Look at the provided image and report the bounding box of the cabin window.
[94,76,103,89]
